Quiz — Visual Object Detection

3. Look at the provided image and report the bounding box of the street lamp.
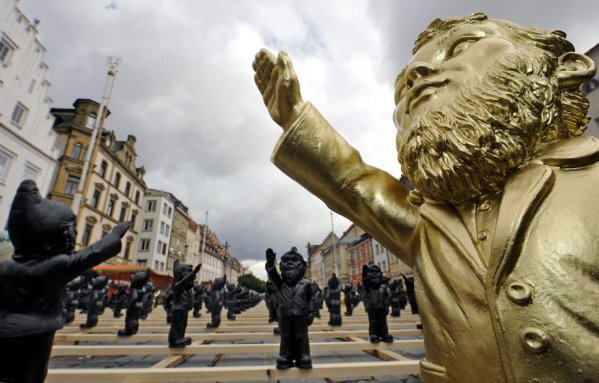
[71,56,122,215]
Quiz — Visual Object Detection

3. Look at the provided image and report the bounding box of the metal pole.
[330,212,337,276]
[72,57,121,214]
[199,211,208,281]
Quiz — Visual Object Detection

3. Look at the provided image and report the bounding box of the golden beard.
[397,55,559,204]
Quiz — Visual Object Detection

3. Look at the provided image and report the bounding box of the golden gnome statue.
[252,12,598,383]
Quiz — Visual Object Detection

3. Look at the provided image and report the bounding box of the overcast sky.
[20,0,599,279]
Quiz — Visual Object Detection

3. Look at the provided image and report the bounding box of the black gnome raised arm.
[168,261,201,348]
[265,247,313,370]
[0,180,130,383]
[117,269,150,337]
[362,263,393,343]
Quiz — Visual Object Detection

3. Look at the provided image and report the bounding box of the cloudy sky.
[20,0,599,279]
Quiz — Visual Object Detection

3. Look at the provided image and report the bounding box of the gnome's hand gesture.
[266,248,277,266]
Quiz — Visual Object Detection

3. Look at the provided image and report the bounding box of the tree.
[238,274,266,293]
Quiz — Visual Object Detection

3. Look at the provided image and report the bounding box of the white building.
[198,225,224,283]
[371,237,390,275]
[584,43,599,138]
[133,189,175,272]
[0,0,58,229]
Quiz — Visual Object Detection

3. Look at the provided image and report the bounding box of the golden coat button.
[507,281,533,305]
[477,230,488,241]
[520,327,549,353]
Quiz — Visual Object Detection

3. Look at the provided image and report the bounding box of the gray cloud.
[19,0,599,271]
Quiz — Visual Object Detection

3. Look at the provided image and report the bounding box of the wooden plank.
[151,354,190,368]
[58,322,418,334]
[46,361,421,383]
[53,329,422,343]
[51,340,424,357]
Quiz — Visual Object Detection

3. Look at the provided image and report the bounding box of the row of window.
[80,223,132,260]
[138,237,168,256]
[141,219,171,236]
[145,199,173,218]
[0,148,39,183]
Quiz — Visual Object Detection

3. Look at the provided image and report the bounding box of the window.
[114,172,121,189]
[81,224,93,246]
[162,242,167,255]
[0,38,15,65]
[22,164,38,181]
[160,262,165,271]
[82,146,89,161]
[157,240,163,253]
[165,224,170,236]
[100,160,108,178]
[71,143,82,159]
[28,79,36,94]
[11,102,28,127]
[86,113,97,129]
[375,244,380,255]
[167,207,172,218]
[107,199,115,217]
[137,259,147,266]
[102,226,110,238]
[142,219,153,232]
[124,240,131,260]
[146,200,156,212]
[130,211,137,230]
[134,191,140,205]
[124,182,131,197]
[154,260,159,270]
[351,266,357,275]
[91,189,101,209]
[139,239,150,252]
[0,149,13,182]
[163,202,168,215]
[119,205,127,222]
[160,222,165,234]
[382,260,387,272]
[64,176,80,195]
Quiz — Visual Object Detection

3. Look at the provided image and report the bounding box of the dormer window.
[86,113,97,129]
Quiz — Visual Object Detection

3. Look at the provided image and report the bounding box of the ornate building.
[0,0,58,229]
[49,99,146,263]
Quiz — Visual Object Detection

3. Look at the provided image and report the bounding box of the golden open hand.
[253,49,304,130]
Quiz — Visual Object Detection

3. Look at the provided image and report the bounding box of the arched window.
[114,172,121,189]
[71,143,82,159]
[86,113,97,129]
[100,160,108,178]
[124,181,131,197]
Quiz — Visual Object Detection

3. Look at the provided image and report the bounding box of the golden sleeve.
[271,102,419,266]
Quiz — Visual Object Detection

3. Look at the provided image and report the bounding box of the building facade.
[198,225,224,282]
[584,43,599,138]
[169,200,191,272]
[348,233,374,286]
[132,189,174,272]
[0,0,58,230]
[49,99,145,263]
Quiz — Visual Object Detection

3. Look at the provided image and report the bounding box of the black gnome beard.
[281,267,304,285]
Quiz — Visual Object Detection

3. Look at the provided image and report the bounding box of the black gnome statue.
[225,282,239,320]
[362,263,393,343]
[310,281,322,319]
[63,279,83,324]
[325,273,342,326]
[343,283,356,316]
[207,275,226,328]
[192,283,206,318]
[168,261,202,348]
[388,280,403,317]
[111,284,128,318]
[265,247,313,370]
[80,275,110,329]
[117,269,150,336]
[0,180,129,383]
[265,280,279,323]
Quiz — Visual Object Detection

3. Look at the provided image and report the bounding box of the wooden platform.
[49,303,424,382]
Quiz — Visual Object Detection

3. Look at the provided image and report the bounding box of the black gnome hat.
[131,269,150,289]
[92,275,110,290]
[173,260,192,281]
[213,275,227,291]
[7,180,76,259]
[328,273,340,289]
